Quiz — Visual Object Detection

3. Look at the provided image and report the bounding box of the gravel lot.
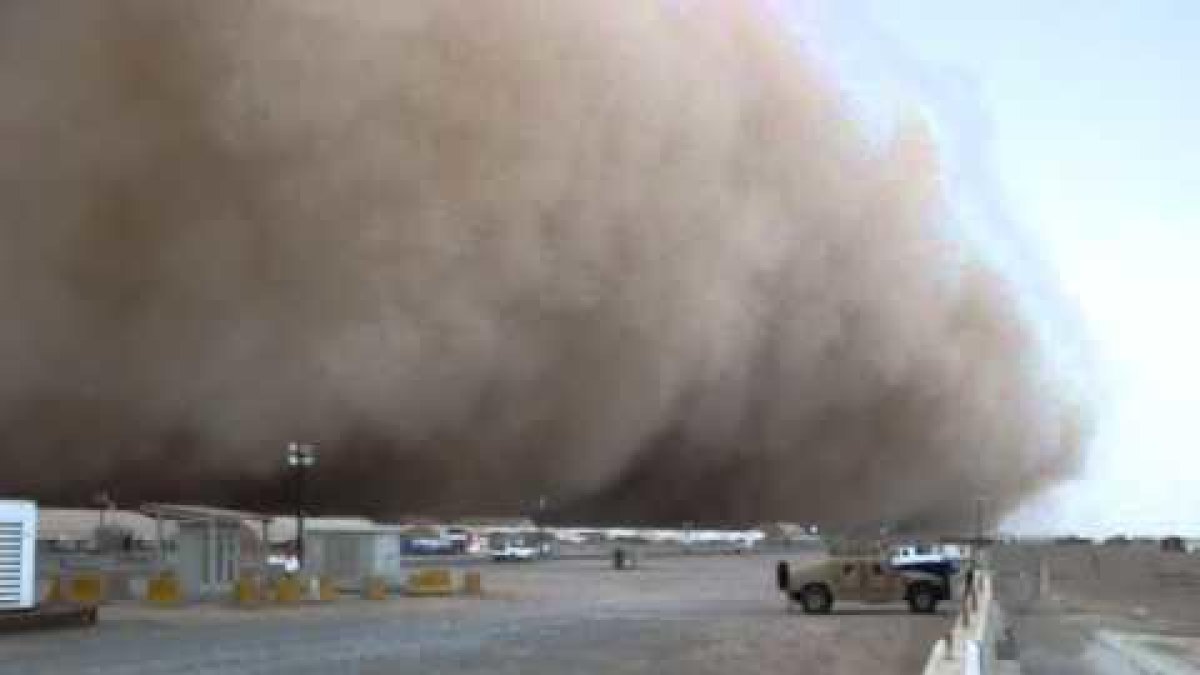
[993,543,1200,674]
[1,554,951,675]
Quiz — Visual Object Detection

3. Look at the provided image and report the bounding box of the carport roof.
[140,503,271,524]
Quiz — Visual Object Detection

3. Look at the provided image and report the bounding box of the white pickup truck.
[488,532,541,562]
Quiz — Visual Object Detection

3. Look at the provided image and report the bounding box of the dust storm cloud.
[0,1,1084,527]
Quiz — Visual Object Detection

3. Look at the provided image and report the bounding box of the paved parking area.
[1,555,951,675]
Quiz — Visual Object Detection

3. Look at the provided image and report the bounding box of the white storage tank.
[0,500,36,611]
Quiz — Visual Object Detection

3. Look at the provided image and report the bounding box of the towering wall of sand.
[0,2,1084,527]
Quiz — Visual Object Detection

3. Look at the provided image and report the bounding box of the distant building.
[35,504,272,599]
[448,516,536,533]
[141,504,272,597]
[261,516,378,548]
[1161,536,1186,553]
[297,519,414,586]
[759,522,820,544]
[37,507,169,553]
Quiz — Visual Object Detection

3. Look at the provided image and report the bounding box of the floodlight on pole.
[285,442,318,569]
[287,442,317,468]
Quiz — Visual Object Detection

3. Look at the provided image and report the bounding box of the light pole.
[973,496,989,569]
[536,496,548,556]
[286,442,318,569]
[975,497,984,546]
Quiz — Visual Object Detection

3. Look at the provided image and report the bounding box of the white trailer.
[0,500,36,611]
[0,499,98,630]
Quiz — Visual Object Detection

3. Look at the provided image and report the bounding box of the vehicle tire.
[775,561,790,591]
[907,582,939,614]
[795,584,833,614]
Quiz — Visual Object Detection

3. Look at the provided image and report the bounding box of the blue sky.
[793,1,1200,533]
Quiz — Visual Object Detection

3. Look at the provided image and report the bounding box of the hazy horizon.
[802,1,1198,535]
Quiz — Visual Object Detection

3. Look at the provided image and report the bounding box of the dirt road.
[994,543,1200,674]
[1,554,950,675]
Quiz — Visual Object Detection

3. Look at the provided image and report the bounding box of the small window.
[871,563,884,575]
[842,564,856,576]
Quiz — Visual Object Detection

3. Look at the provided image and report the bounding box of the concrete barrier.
[145,572,183,606]
[71,573,107,604]
[362,576,388,601]
[406,568,455,597]
[921,639,948,675]
[272,575,303,604]
[45,577,63,603]
[47,573,107,605]
[232,576,264,607]
[318,576,339,602]
[463,570,483,596]
[920,571,1017,674]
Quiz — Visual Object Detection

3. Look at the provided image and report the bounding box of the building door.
[325,534,365,581]
[376,534,403,578]
[215,528,238,587]
[176,526,206,597]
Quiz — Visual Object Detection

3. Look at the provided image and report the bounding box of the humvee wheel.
[907,582,938,614]
[795,584,833,614]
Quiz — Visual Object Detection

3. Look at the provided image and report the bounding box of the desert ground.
[1,552,952,675]
[994,543,1200,674]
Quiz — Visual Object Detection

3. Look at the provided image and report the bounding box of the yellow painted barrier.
[406,568,455,597]
[44,576,62,603]
[273,576,303,604]
[318,576,338,602]
[146,572,183,606]
[66,569,108,600]
[362,576,388,601]
[232,576,264,607]
[463,570,483,596]
[45,576,64,603]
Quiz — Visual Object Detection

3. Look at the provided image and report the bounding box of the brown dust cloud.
[0,2,1086,529]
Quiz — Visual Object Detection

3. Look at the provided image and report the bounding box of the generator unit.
[0,500,36,611]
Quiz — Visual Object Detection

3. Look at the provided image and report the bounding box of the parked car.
[888,543,962,579]
[444,528,471,554]
[489,532,540,562]
[406,536,456,555]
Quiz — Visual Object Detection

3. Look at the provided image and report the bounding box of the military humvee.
[775,556,950,614]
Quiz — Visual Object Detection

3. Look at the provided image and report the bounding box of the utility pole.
[974,496,987,568]
[536,495,548,556]
[975,497,983,545]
